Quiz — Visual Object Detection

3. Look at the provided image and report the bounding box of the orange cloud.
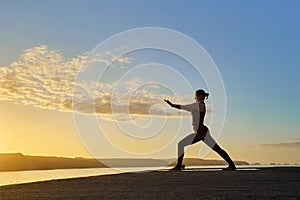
[0,46,194,119]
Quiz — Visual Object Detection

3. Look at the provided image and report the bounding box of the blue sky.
[0,0,299,163]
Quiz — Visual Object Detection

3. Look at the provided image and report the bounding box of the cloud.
[0,45,196,120]
[0,45,85,110]
[259,141,300,149]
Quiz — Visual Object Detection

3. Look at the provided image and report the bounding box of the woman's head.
[195,89,209,102]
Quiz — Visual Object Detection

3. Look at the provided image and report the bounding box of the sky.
[0,0,299,165]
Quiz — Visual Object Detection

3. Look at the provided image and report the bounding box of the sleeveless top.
[180,102,206,133]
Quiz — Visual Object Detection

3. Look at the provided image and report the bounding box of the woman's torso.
[181,102,206,133]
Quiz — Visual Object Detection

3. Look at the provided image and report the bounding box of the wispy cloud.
[258,141,300,149]
[0,45,194,120]
[0,45,80,105]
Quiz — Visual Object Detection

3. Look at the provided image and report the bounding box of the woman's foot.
[170,164,185,171]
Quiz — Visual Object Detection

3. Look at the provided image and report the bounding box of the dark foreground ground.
[0,167,299,200]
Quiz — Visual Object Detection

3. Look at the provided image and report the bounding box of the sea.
[0,165,298,186]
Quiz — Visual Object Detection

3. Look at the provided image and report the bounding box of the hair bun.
[195,89,209,99]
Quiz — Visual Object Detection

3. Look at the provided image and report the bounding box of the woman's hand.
[164,99,173,107]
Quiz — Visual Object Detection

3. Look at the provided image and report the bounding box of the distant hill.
[0,153,105,171]
[0,153,249,172]
[179,158,248,166]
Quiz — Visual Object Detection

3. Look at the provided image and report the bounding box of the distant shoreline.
[0,153,249,172]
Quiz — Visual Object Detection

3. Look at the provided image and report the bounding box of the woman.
[164,89,236,170]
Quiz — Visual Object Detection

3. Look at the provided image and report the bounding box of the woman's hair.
[196,89,209,99]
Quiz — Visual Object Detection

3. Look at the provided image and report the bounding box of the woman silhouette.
[164,89,236,170]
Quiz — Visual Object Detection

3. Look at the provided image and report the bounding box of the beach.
[0,167,299,199]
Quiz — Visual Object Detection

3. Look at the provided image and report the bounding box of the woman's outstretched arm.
[164,99,181,109]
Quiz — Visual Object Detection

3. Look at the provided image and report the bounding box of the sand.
[0,167,299,199]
